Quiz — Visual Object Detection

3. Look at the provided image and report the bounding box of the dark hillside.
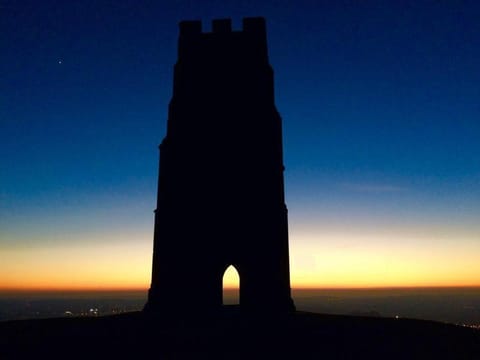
[1,309,479,359]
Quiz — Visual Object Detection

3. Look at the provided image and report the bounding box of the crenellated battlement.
[179,17,266,36]
[177,17,268,62]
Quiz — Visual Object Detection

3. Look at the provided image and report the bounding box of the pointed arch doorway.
[222,265,240,305]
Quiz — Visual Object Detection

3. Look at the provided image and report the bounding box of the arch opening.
[222,265,240,305]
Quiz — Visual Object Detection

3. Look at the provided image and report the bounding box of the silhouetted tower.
[145,17,295,313]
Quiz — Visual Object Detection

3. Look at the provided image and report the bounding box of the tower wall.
[145,17,295,314]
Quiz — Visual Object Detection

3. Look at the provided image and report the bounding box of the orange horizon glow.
[3,274,479,292]
[2,229,479,292]
[1,285,480,295]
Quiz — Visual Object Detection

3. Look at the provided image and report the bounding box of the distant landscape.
[1,287,479,328]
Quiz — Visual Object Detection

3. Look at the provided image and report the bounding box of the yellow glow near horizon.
[1,230,480,291]
[0,241,151,291]
[289,231,480,288]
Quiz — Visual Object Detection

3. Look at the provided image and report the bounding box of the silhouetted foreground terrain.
[1,309,479,359]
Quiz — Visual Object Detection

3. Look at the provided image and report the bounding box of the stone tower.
[145,17,295,313]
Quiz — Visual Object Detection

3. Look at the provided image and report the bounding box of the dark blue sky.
[1,1,479,288]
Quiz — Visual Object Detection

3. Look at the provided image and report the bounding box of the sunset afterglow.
[2,228,479,291]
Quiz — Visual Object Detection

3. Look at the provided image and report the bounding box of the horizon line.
[1,285,480,294]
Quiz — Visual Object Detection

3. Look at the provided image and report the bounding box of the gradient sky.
[1,0,479,290]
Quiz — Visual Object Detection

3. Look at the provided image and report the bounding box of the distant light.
[395,315,399,319]
[58,59,63,64]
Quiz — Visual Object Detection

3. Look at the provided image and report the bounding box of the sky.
[1,0,479,291]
